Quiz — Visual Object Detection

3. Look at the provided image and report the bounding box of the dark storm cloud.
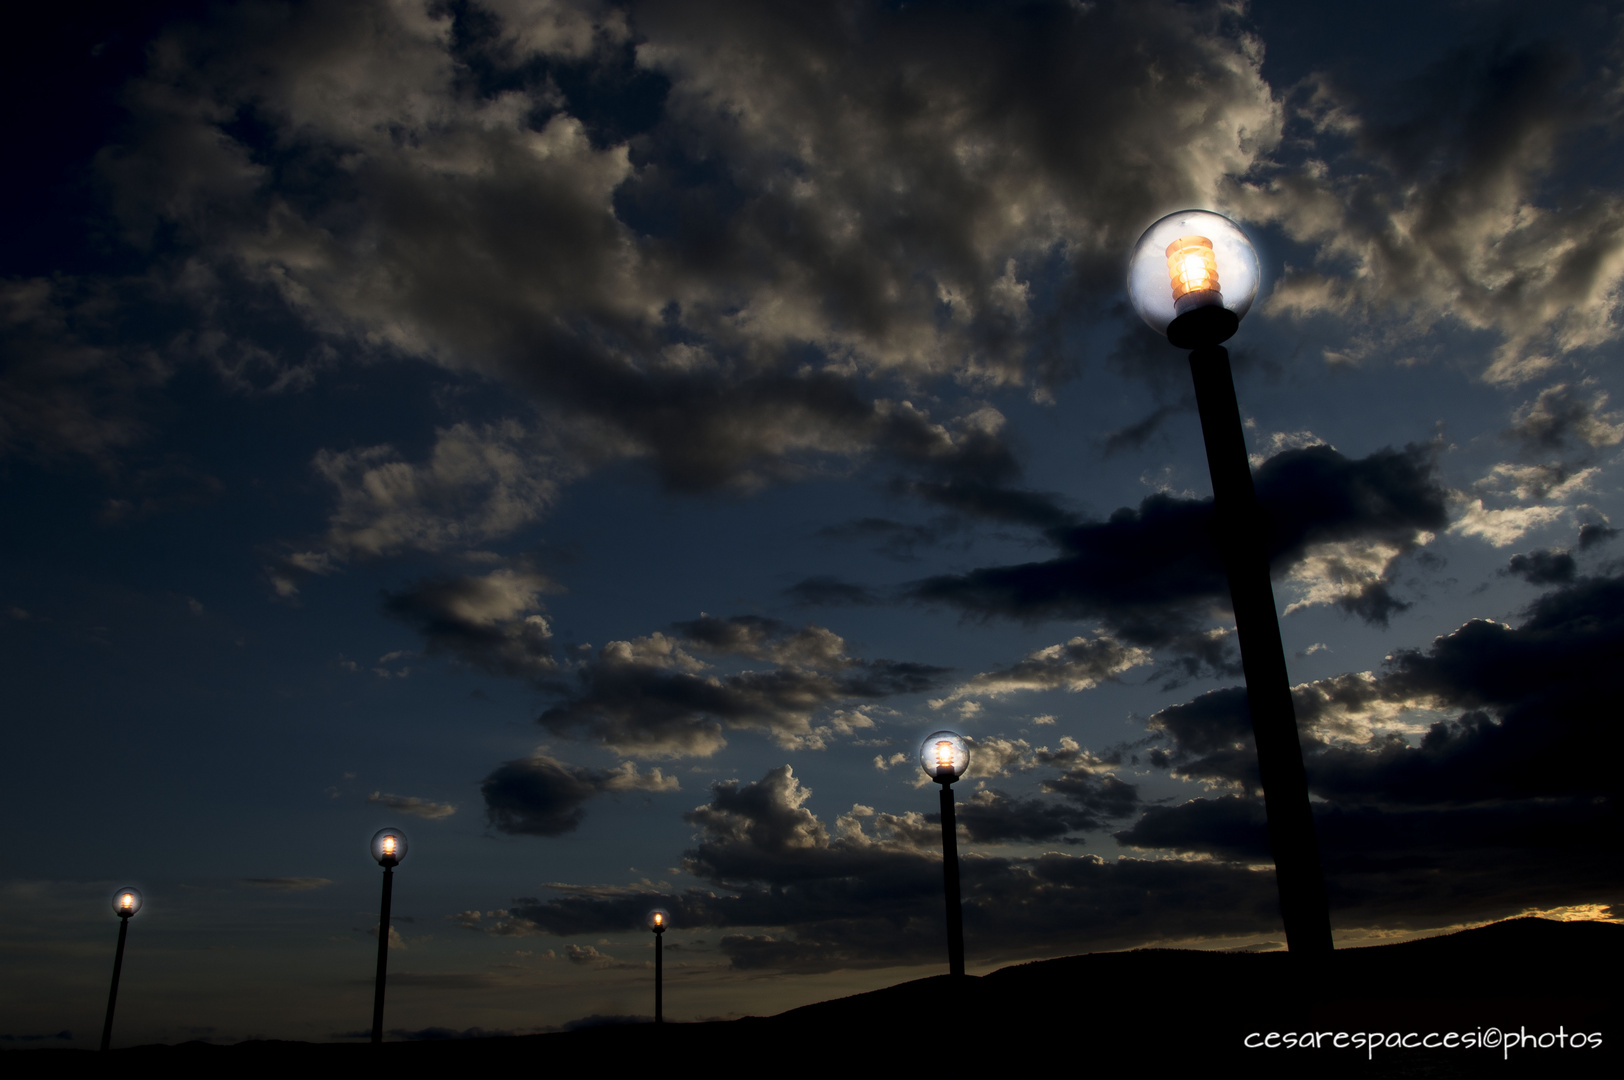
[476,752,1614,965]
[1578,522,1618,549]
[88,0,1285,501]
[383,567,559,679]
[880,404,1053,524]
[783,576,883,607]
[1143,686,1258,789]
[1101,401,1191,456]
[1117,791,1622,929]
[1121,571,1624,920]
[949,781,1137,844]
[667,614,843,667]
[1149,572,1624,801]
[481,751,677,836]
[1505,384,1624,455]
[950,789,1091,844]
[467,763,1284,968]
[1115,795,1270,862]
[1314,573,1624,805]
[535,617,948,756]
[681,766,925,884]
[1234,33,1624,382]
[895,479,1072,530]
[535,662,829,756]
[910,444,1448,660]
[1504,548,1577,585]
[909,490,1221,639]
[1039,769,1141,820]
[815,517,947,562]
[884,408,1071,530]
[707,851,1288,971]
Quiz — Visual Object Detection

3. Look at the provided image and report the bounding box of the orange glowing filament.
[120,894,134,910]
[935,741,955,770]
[653,913,663,927]
[1166,235,1220,306]
[382,836,397,856]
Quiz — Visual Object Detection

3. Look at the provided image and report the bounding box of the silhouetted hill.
[11,918,1619,1078]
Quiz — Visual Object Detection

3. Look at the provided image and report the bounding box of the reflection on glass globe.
[1127,210,1261,348]
[111,886,143,918]
[371,827,409,866]
[919,730,969,783]
[647,908,670,933]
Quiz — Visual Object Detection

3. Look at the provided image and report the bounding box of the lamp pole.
[100,887,142,1051]
[647,909,669,1022]
[921,731,968,976]
[369,827,408,1044]
[1129,211,1333,958]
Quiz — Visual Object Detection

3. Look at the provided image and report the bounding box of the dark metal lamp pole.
[368,827,408,1044]
[100,887,142,1051]
[647,909,669,1022]
[921,731,969,976]
[1130,211,1333,958]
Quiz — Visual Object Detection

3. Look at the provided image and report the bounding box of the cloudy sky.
[5,0,1623,1047]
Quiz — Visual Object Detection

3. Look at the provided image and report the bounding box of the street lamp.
[920,730,968,976]
[369,827,408,1044]
[100,886,142,1052]
[1128,209,1333,957]
[647,908,670,1023]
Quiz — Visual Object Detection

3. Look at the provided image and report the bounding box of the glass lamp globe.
[1127,209,1261,348]
[647,908,670,933]
[371,827,409,867]
[111,886,143,918]
[919,731,969,783]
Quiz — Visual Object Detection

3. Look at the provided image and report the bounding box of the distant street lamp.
[99,886,143,1052]
[1128,209,1333,957]
[920,730,968,976]
[369,827,408,1044]
[647,909,669,1023]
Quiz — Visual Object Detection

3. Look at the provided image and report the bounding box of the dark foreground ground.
[10,918,1620,1077]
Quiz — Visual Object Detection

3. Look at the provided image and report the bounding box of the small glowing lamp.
[370,827,408,867]
[111,887,143,919]
[1127,210,1260,348]
[647,908,670,934]
[919,730,969,784]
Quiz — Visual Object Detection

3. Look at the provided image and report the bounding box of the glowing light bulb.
[120,894,134,910]
[935,741,955,769]
[382,836,396,855]
[1166,235,1222,315]
[653,913,663,926]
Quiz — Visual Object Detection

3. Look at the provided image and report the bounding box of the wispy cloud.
[241,877,333,891]
[367,792,457,820]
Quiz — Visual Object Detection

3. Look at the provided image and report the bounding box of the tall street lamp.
[100,886,142,1051]
[1128,209,1333,957]
[647,909,669,1023]
[369,827,408,1044]
[920,730,969,976]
